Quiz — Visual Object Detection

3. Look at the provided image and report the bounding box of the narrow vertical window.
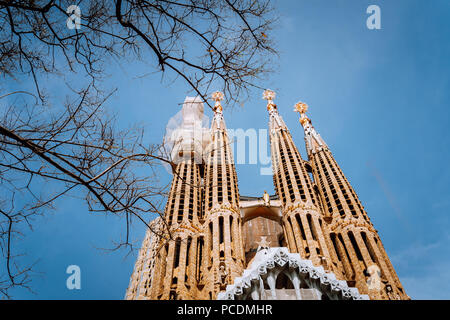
[295,214,307,241]
[174,238,181,268]
[307,214,317,240]
[197,237,204,282]
[330,233,341,261]
[230,216,234,243]
[186,237,192,265]
[219,216,224,244]
[361,232,376,262]
[348,231,363,261]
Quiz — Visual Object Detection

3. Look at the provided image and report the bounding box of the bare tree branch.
[0,0,278,297]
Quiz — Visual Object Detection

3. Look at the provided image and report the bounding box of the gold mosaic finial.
[294,101,308,114]
[294,101,310,126]
[263,89,276,111]
[211,91,224,113]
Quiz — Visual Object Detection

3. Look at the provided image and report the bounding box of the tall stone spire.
[202,91,245,299]
[263,90,338,273]
[295,102,409,300]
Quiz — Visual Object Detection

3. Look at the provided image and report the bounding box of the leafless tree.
[0,0,277,105]
[0,0,278,298]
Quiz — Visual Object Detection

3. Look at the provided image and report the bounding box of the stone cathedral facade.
[125,90,409,301]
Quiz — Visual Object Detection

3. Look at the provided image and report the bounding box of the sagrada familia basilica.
[125,90,409,300]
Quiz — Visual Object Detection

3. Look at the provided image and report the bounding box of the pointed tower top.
[263,89,288,130]
[293,101,308,114]
[211,91,226,131]
[294,101,311,126]
[263,89,276,112]
[263,89,276,101]
[294,101,328,154]
[211,91,224,113]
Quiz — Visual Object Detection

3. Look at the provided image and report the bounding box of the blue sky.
[4,0,450,299]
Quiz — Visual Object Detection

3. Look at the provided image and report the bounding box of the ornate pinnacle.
[294,101,308,114]
[263,89,276,111]
[294,101,310,126]
[211,91,224,113]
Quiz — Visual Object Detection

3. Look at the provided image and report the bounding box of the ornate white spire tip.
[262,89,276,101]
[211,91,224,102]
[211,91,224,113]
[294,101,309,114]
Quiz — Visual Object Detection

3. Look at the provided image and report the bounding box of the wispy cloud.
[391,235,450,299]
[432,198,450,209]
[400,261,450,300]
[391,241,442,268]
[366,161,413,234]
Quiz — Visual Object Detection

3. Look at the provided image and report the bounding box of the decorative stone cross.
[256,236,271,249]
